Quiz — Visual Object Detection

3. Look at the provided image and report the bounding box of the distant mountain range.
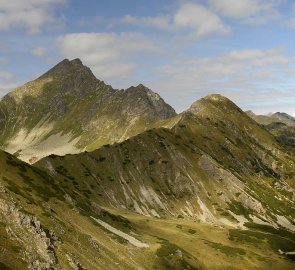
[246,111,295,147]
[0,59,294,270]
[246,110,295,126]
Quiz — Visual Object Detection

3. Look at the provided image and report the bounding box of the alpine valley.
[0,59,294,270]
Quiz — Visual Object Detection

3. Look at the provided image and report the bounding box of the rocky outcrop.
[66,253,86,270]
[0,188,59,270]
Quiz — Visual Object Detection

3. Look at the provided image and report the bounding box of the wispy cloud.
[118,0,283,37]
[119,2,230,39]
[56,32,159,83]
[174,2,230,38]
[148,47,295,112]
[208,0,281,24]
[0,71,13,81]
[121,15,171,30]
[0,70,18,96]
[0,0,66,34]
[31,47,47,57]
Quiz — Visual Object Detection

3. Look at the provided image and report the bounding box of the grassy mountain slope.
[0,149,203,270]
[1,149,295,270]
[0,59,176,163]
[36,94,295,231]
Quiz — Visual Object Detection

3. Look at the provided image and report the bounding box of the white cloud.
[120,2,230,39]
[0,70,18,96]
[56,32,158,82]
[121,15,171,30]
[118,0,282,36]
[32,47,47,57]
[208,0,280,24]
[173,2,230,38]
[208,0,270,18]
[0,0,66,33]
[0,71,13,81]
[0,82,18,96]
[148,47,295,112]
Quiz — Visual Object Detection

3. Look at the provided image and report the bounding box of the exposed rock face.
[124,84,175,119]
[0,189,59,270]
[66,253,86,270]
[0,58,176,163]
[39,58,96,84]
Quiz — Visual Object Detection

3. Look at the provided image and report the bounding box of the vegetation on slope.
[36,94,295,228]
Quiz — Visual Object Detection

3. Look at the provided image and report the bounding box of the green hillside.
[1,147,295,269]
[36,94,295,223]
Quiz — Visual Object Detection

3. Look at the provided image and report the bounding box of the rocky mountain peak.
[0,59,178,161]
[38,58,97,81]
[70,58,83,66]
[126,84,161,101]
[125,84,176,119]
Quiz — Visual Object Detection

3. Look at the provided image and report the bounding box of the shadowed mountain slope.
[36,94,295,230]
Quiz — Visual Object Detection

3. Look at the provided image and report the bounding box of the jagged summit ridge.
[38,58,96,80]
[0,58,176,162]
[125,84,176,119]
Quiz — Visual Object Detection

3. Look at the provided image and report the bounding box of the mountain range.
[247,111,295,147]
[0,59,294,270]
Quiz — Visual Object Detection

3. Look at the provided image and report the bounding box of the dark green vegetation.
[205,241,246,256]
[229,224,295,255]
[154,241,199,270]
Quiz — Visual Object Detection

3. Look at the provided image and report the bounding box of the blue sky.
[0,0,295,115]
